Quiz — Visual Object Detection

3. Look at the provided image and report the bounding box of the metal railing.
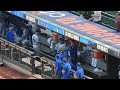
[0,37,35,74]
[101,11,116,18]
[39,57,93,79]
[0,35,93,79]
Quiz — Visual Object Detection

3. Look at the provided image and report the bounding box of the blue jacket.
[70,45,77,59]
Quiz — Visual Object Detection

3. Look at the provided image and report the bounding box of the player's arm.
[54,67,58,76]
[74,71,79,79]
[54,62,58,76]
[62,69,65,74]
[62,66,66,74]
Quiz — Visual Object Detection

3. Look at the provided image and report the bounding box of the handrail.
[69,11,82,16]
[101,11,116,18]
[41,57,93,79]
[70,69,93,79]
[0,38,34,56]
[0,34,92,79]
[0,34,6,38]
[28,47,55,60]
[70,11,116,19]
[0,38,92,79]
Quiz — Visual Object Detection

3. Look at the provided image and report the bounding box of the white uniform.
[57,44,69,55]
[21,29,30,47]
[32,34,40,56]
[47,37,55,51]
[55,43,62,53]
[47,37,53,45]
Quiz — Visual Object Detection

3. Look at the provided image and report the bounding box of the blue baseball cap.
[76,62,81,67]
[62,57,67,62]
[55,54,60,58]
[9,24,14,28]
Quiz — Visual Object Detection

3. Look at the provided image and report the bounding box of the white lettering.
[97,44,108,53]
[65,31,79,41]
[65,32,68,36]
[56,27,59,32]
[26,15,36,23]
[74,35,79,41]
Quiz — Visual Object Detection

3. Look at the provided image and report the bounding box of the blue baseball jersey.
[62,62,71,79]
[55,59,62,77]
[75,68,84,79]
[59,53,67,61]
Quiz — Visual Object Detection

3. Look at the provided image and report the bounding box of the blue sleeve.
[6,31,14,43]
[6,31,9,41]
[55,61,59,67]
[63,65,67,71]
[75,70,79,78]
[70,62,77,71]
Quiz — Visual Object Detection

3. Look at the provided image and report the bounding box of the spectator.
[89,11,102,24]
[74,62,84,79]
[62,58,71,79]
[32,29,41,56]
[69,39,77,65]
[81,11,94,20]
[54,54,62,79]
[6,24,15,43]
[115,12,120,32]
